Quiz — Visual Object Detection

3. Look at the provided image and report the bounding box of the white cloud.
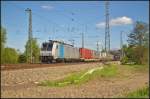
[96,22,105,28]
[110,16,133,26]
[41,5,54,10]
[96,16,133,28]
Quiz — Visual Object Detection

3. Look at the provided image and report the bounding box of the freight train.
[40,40,108,63]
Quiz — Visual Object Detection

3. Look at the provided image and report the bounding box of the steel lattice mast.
[25,8,33,63]
[105,1,110,54]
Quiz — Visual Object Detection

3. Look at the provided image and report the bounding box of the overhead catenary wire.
[12,3,101,35]
[12,4,65,31]
[8,3,105,50]
[12,3,91,41]
[12,4,72,42]
[6,2,106,32]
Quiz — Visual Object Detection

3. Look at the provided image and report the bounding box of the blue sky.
[1,1,149,52]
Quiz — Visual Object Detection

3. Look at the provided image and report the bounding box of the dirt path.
[1,64,149,98]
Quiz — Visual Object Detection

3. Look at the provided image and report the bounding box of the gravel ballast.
[1,63,149,98]
[1,63,101,86]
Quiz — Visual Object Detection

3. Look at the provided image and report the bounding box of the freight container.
[79,48,93,59]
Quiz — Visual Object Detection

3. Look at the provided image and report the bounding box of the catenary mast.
[25,8,33,63]
[105,1,110,55]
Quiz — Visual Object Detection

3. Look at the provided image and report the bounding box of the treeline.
[1,26,40,64]
[121,21,149,65]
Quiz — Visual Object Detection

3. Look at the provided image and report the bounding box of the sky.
[1,1,149,53]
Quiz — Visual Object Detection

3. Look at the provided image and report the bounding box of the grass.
[39,64,118,87]
[125,86,149,98]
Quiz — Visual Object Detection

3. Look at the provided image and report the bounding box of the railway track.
[1,61,102,71]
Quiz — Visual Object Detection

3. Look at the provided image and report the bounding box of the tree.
[24,38,40,63]
[128,21,149,47]
[3,47,18,64]
[1,26,20,64]
[143,30,149,48]
[1,26,7,49]
[122,21,149,65]
[1,26,7,64]
[121,44,135,64]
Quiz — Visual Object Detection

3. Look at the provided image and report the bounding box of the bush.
[121,56,128,64]
[141,47,149,65]
[2,47,18,64]
[122,45,149,65]
[18,54,27,63]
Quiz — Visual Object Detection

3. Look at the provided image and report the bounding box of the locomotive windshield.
[41,42,53,51]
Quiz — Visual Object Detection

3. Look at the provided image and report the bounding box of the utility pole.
[97,41,99,52]
[105,1,110,56]
[52,25,55,40]
[82,24,87,48]
[82,32,84,48]
[25,8,33,63]
[120,31,123,59]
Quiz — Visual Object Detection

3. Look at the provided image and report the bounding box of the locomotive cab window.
[41,43,47,51]
[47,43,53,51]
[41,42,53,51]
[56,45,58,49]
